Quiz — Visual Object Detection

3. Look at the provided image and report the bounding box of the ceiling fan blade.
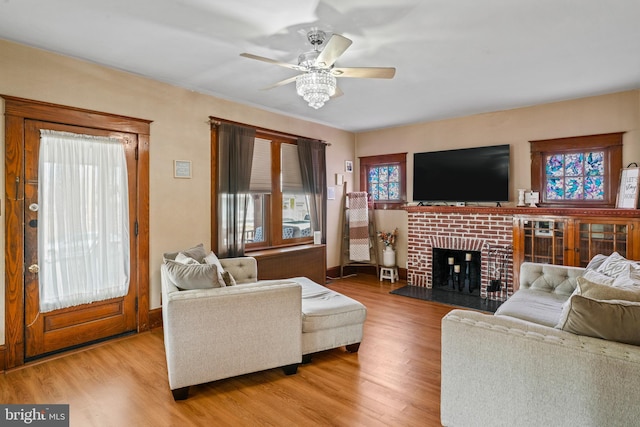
[240,53,303,71]
[262,75,299,90]
[315,34,352,68]
[331,86,344,98]
[332,67,396,79]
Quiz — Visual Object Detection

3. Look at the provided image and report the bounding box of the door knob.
[28,264,39,274]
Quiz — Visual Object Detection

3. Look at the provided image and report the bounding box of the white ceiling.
[1,0,639,132]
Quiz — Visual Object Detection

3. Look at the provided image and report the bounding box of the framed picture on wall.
[174,160,192,179]
[345,160,353,173]
[616,167,640,208]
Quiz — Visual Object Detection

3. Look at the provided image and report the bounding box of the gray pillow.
[576,276,640,302]
[163,243,207,263]
[222,270,237,286]
[164,259,224,290]
[557,295,640,346]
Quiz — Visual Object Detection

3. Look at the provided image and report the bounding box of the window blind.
[249,137,272,192]
[281,143,304,193]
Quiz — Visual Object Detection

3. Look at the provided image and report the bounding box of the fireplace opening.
[432,249,481,296]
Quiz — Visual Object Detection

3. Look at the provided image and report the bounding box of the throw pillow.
[164,259,224,290]
[585,254,609,271]
[557,295,640,346]
[597,252,634,278]
[610,262,640,287]
[203,251,226,286]
[576,276,640,302]
[222,270,237,286]
[175,252,200,265]
[612,273,640,288]
[582,269,615,286]
[163,243,207,263]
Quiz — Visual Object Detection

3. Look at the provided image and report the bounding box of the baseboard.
[0,345,6,373]
[327,265,407,281]
[148,308,163,330]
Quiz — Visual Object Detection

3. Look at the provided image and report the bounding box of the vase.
[383,246,396,267]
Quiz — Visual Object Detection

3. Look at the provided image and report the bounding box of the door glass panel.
[38,130,130,312]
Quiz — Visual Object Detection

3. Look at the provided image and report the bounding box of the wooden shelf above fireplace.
[404,205,640,218]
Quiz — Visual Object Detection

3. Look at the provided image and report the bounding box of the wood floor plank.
[0,274,457,426]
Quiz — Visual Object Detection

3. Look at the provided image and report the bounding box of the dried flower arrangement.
[377,228,398,249]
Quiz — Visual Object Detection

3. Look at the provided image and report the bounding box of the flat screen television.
[413,144,510,203]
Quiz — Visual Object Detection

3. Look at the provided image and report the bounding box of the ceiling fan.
[240,30,396,109]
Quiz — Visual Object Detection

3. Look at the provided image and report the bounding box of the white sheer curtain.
[38,130,130,312]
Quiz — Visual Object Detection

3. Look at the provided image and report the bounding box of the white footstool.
[294,277,367,361]
[380,266,398,283]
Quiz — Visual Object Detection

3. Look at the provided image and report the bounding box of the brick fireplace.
[406,207,514,300]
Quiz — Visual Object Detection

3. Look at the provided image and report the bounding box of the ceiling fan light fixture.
[296,71,336,109]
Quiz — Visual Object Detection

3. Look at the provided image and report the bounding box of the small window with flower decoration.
[530,133,623,208]
[359,153,407,209]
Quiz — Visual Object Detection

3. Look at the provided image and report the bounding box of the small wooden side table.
[379,266,399,283]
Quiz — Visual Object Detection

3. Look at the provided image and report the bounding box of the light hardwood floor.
[0,274,456,426]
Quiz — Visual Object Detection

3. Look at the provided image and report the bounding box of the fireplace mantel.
[406,205,640,301]
[404,205,640,218]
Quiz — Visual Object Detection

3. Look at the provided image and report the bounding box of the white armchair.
[161,256,302,400]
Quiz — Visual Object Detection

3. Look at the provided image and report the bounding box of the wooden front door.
[23,120,138,359]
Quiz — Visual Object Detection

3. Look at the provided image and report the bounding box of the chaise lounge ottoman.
[291,276,367,359]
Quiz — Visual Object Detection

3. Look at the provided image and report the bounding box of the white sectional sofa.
[161,245,366,400]
[441,256,640,427]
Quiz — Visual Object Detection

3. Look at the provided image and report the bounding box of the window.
[359,153,407,209]
[213,128,313,250]
[545,152,604,201]
[530,133,623,208]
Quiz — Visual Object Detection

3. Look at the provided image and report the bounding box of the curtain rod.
[208,116,329,146]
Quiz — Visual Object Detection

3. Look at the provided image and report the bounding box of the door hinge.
[134,220,139,236]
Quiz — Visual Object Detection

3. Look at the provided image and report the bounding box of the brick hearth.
[406,208,514,300]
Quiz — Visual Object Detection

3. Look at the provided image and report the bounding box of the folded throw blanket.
[348,192,370,262]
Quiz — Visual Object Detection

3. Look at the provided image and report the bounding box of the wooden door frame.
[2,95,151,369]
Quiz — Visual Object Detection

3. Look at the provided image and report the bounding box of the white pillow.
[597,252,634,278]
[175,252,200,265]
[582,269,615,286]
[585,254,609,271]
[612,274,640,288]
[203,251,226,287]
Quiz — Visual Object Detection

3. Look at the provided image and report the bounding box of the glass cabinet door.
[522,219,565,265]
[577,221,628,267]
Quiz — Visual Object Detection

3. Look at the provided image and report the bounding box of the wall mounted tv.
[413,144,510,203]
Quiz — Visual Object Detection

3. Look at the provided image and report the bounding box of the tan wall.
[0,39,355,345]
[1,37,639,346]
[357,90,640,270]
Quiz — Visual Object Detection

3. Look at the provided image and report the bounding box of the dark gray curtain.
[218,123,256,257]
[297,138,327,243]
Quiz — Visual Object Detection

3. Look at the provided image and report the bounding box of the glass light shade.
[296,71,337,109]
